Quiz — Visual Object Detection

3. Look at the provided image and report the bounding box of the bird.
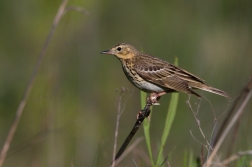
[101,43,230,103]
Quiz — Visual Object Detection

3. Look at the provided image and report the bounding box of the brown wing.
[134,55,204,96]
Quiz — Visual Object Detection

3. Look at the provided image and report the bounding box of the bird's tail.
[189,83,231,99]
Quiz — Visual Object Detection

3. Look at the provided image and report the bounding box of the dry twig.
[205,86,252,167]
[186,96,214,152]
[111,95,154,166]
[221,150,252,166]
[0,1,89,166]
[0,0,69,166]
[110,137,144,167]
[111,88,133,167]
[213,75,252,147]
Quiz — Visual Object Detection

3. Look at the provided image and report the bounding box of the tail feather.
[189,83,231,99]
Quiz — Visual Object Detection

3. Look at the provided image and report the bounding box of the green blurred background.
[0,0,252,166]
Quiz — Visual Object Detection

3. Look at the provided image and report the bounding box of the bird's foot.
[149,93,161,105]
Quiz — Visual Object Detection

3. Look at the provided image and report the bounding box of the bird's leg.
[149,92,166,105]
[137,92,166,120]
[149,93,159,105]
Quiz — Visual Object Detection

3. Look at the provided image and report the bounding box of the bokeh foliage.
[0,0,252,166]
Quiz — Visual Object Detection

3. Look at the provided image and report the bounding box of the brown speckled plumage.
[101,43,230,99]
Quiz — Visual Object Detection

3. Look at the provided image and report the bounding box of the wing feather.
[134,55,203,96]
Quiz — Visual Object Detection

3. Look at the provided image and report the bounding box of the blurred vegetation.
[0,0,252,166]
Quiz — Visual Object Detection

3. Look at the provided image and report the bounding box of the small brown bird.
[101,43,230,103]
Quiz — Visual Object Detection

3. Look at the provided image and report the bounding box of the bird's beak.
[100,50,113,55]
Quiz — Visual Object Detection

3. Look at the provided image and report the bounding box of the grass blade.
[141,91,155,166]
[155,57,179,166]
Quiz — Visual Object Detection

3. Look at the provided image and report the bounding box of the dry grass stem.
[187,95,223,164]
[111,88,133,167]
[205,89,252,167]
[0,0,69,166]
[167,160,171,167]
[201,94,217,120]
[131,158,138,167]
[186,96,213,151]
[221,150,252,166]
[213,75,252,147]
[110,137,144,167]
[190,130,209,151]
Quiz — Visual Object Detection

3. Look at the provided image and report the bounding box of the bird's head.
[101,43,138,59]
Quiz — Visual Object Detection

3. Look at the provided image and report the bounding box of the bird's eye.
[116,47,122,51]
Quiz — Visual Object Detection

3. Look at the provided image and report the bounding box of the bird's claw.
[149,93,160,105]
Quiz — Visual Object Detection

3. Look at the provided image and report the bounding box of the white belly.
[137,80,165,93]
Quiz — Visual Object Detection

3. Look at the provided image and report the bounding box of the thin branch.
[201,94,217,120]
[221,150,252,166]
[112,88,133,167]
[224,77,252,158]
[0,0,69,166]
[131,157,138,167]
[201,93,231,159]
[111,95,154,165]
[111,90,123,167]
[119,88,134,115]
[186,97,213,151]
[207,123,217,159]
[167,160,171,167]
[187,96,222,164]
[213,75,252,147]
[110,137,144,167]
[225,111,242,159]
[205,88,252,167]
[190,130,209,151]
